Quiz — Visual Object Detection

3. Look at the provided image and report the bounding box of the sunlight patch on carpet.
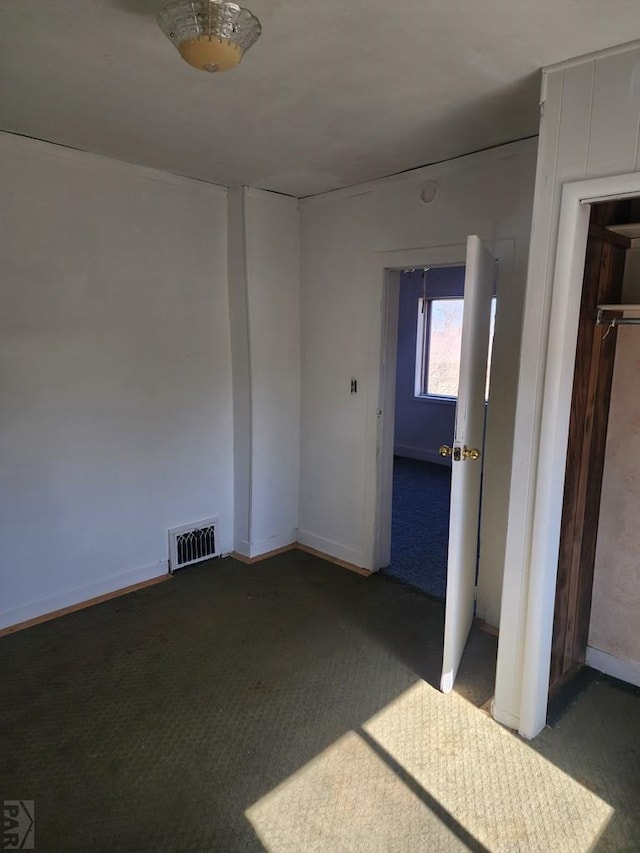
[246,682,613,852]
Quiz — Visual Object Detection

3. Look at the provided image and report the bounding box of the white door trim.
[512,171,640,739]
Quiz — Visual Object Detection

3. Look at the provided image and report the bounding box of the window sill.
[413,394,457,405]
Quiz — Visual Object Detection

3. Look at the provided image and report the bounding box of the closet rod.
[597,317,640,326]
[596,307,640,327]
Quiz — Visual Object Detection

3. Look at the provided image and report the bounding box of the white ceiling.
[2,1,640,196]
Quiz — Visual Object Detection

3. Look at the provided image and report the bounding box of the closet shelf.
[596,304,640,313]
[596,304,640,326]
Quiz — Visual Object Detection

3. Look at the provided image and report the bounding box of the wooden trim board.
[231,544,296,564]
[232,542,372,576]
[294,543,372,576]
[0,574,171,639]
[475,619,499,637]
[2,541,370,639]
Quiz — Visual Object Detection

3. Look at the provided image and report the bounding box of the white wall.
[228,188,301,558]
[0,133,234,629]
[298,139,538,622]
[587,326,640,686]
[496,40,640,736]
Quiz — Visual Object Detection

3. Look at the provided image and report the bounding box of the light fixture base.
[179,36,243,72]
[158,0,261,73]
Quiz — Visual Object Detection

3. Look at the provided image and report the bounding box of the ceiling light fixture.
[158,0,261,73]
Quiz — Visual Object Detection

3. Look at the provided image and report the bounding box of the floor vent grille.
[169,518,219,572]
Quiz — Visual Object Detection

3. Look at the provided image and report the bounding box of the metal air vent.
[169,517,219,572]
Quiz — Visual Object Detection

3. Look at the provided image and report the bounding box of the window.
[415,296,496,400]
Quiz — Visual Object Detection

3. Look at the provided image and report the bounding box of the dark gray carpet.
[0,552,493,852]
[1,551,638,851]
[384,457,450,599]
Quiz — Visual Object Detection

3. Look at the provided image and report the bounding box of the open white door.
[440,236,495,693]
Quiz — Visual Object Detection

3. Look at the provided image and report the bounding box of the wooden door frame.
[549,214,628,692]
[513,172,640,739]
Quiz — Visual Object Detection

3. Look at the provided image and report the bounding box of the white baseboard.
[233,538,251,558]
[234,530,297,559]
[393,445,450,466]
[586,646,640,688]
[249,530,297,559]
[0,560,168,631]
[296,530,367,569]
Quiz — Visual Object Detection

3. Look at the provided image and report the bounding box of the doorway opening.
[550,197,640,706]
[375,238,500,694]
[508,171,640,739]
[381,266,461,599]
[381,265,496,601]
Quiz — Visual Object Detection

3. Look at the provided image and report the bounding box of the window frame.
[414,294,496,402]
[414,295,464,401]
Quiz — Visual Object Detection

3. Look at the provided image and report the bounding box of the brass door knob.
[462,446,481,461]
[439,444,480,460]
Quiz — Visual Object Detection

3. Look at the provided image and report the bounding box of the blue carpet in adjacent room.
[382,456,451,600]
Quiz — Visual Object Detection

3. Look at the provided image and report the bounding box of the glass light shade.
[158,0,261,73]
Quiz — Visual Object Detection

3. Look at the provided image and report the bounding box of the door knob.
[462,446,481,461]
[439,444,481,461]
